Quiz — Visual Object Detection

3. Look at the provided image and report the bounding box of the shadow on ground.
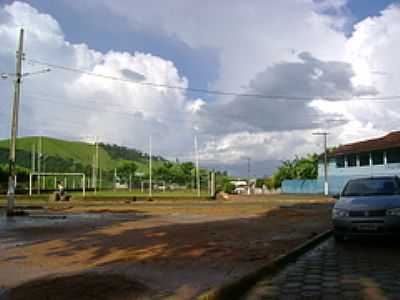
[1,202,333,299]
[3,273,155,300]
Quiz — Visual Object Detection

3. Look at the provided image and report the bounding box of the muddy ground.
[0,194,333,299]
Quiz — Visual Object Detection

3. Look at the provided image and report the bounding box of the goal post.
[140,180,166,192]
[29,172,86,197]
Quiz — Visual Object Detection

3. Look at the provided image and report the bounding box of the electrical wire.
[27,58,400,101]
[24,92,345,129]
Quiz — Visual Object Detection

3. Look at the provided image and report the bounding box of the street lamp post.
[194,136,200,197]
[313,132,329,196]
[242,157,251,195]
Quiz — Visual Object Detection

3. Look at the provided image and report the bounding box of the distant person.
[57,181,65,197]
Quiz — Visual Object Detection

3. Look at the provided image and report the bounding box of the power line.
[23,92,347,128]
[27,58,400,101]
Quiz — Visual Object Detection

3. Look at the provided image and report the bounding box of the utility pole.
[245,157,251,195]
[42,152,46,190]
[31,143,35,173]
[37,136,42,194]
[7,28,24,215]
[99,168,102,191]
[207,172,210,195]
[149,136,152,197]
[210,171,215,197]
[313,132,329,196]
[194,136,200,197]
[92,140,99,194]
[113,168,117,190]
[92,155,96,190]
[96,141,99,191]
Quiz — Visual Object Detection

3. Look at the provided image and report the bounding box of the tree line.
[266,154,318,189]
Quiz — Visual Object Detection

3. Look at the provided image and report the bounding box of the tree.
[255,178,266,188]
[116,161,137,184]
[268,154,318,189]
[223,182,236,194]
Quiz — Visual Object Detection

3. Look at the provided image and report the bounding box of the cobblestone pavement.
[243,237,400,300]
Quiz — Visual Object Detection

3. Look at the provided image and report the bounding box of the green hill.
[0,136,228,193]
[0,136,166,174]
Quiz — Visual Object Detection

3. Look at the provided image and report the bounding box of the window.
[347,154,357,167]
[359,152,370,166]
[372,151,384,165]
[387,148,400,164]
[343,177,400,196]
[336,156,345,168]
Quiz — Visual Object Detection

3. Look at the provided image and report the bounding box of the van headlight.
[386,208,400,216]
[332,208,349,218]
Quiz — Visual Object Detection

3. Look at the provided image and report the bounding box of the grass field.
[0,192,329,209]
[0,189,213,207]
[69,189,212,198]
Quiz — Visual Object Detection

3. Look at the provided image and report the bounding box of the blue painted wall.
[282,179,324,194]
[282,175,379,195]
[283,149,400,195]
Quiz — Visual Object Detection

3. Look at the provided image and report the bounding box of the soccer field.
[0,189,213,207]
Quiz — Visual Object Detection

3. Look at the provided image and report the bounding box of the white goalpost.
[140,180,166,193]
[29,172,86,197]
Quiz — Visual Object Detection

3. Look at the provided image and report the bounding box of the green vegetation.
[0,136,229,194]
[223,182,235,194]
[99,143,165,164]
[267,154,318,189]
[69,190,211,198]
[116,161,138,183]
[0,136,115,170]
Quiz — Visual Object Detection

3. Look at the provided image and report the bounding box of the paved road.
[243,236,400,300]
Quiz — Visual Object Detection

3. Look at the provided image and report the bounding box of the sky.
[0,0,400,177]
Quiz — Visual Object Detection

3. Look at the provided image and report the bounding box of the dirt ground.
[0,194,333,299]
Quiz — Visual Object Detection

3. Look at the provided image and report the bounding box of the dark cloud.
[202,159,281,177]
[0,6,11,23]
[195,52,375,135]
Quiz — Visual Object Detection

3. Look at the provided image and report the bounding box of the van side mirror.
[332,194,340,199]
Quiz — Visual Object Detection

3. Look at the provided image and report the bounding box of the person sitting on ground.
[57,181,65,197]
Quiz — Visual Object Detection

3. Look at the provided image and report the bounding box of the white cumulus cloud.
[0,1,200,159]
[2,1,400,176]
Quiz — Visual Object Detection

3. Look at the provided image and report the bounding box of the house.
[230,180,248,194]
[320,131,400,179]
[283,131,400,194]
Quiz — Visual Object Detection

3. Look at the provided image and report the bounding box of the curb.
[197,229,332,300]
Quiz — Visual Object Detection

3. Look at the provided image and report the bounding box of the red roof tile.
[330,131,400,157]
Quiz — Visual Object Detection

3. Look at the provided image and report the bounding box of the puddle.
[0,212,141,232]
[0,211,143,250]
[0,288,8,300]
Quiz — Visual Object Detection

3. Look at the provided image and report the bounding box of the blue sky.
[6,0,220,100]
[347,0,398,22]
[11,0,397,101]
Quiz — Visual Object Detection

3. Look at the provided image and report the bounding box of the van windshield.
[343,178,400,197]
